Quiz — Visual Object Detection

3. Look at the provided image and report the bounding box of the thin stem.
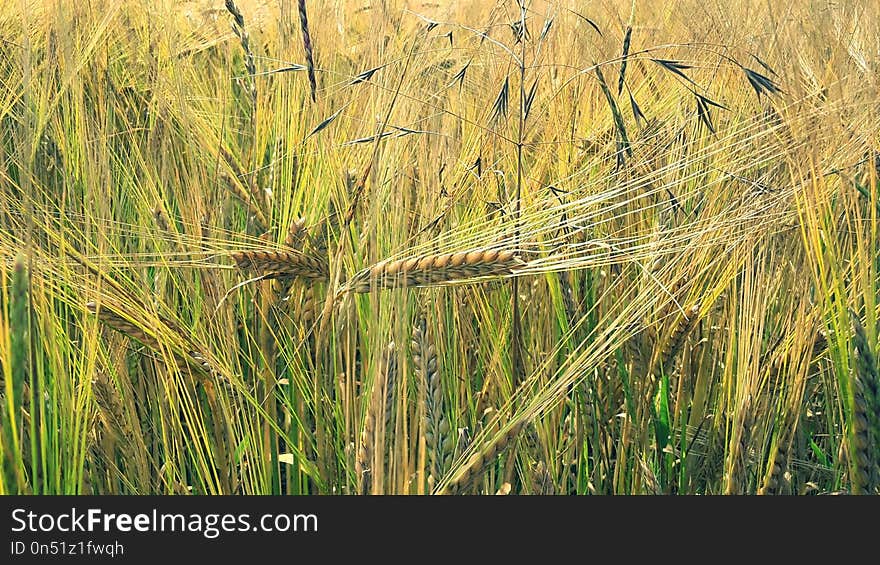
[511,1,527,386]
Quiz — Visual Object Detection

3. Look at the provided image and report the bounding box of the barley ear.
[438,420,525,495]
[2,254,30,491]
[850,313,879,493]
[413,318,452,485]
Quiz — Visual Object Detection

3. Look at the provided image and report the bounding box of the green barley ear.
[412,318,452,487]
[3,254,30,492]
[850,313,879,493]
[10,253,29,420]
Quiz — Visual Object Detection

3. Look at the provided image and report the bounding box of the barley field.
[0,0,878,495]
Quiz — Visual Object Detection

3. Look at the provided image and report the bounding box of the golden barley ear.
[220,173,268,230]
[86,301,160,351]
[649,303,701,378]
[86,301,233,397]
[437,420,525,495]
[346,249,526,293]
[231,250,329,282]
[92,371,128,442]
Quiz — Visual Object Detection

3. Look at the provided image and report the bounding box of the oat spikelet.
[850,313,879,493]
[438,420,525,495]
[347,249,526,293]
[232,250,329,282]
[617,25,632,95]
[297,0,317,101]
[413,319,452,484]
